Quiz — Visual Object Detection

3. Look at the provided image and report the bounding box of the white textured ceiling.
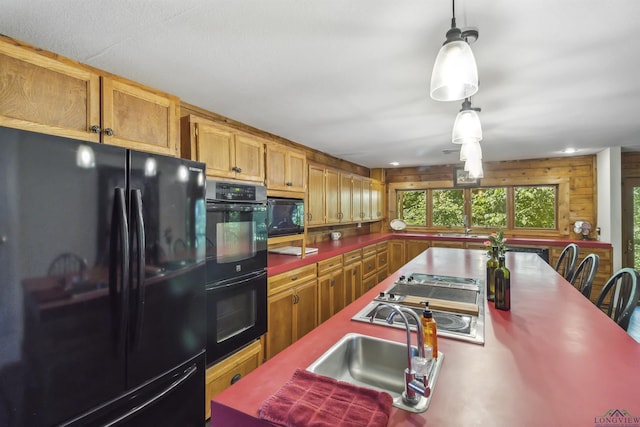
[2,0,639,168]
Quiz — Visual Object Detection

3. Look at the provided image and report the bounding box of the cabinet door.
[352,175,362,222]
[326,169,341,224]
[388,240,406,274]
[362,254,377,279]
[317,269,343,323]
[102,77,179,156]
[266,143,288,189]
[194,123,235,178]
[371,180,383,220]
[293,279,318,341]
[0,38,101,142]
[266,289,294,360]
[361,178,372,221]
[234,134,264,182]
[288,150,306,192]
[308,165,326,226]
[343,262,362,305]
[406,240,431,262]
[339,173,353,222]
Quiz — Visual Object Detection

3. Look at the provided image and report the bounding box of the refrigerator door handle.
[109,187,130,359]
[102,363,199,427]
[130,189,146,350]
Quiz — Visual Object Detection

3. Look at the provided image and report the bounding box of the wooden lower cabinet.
[343,249,363,305]
[205,339,262,419]
[317,255,345,324]
[406,240,431,262]
[388,239,406,274]
[266,265,318,360]
[363,273,378,293]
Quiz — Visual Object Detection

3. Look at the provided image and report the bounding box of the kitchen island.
[212,248,640,426]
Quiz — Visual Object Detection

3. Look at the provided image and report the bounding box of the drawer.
[362,254,377,278]
[362,244,377,258]
[268,264,317,295]
[317,255,343,275]
[343,248,362,265]
[376,242,388,252]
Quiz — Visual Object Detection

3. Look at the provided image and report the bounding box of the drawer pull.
[290,276,298,281]
[231,373,242,385]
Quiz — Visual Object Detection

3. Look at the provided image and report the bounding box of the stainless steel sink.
[307,333,443,413]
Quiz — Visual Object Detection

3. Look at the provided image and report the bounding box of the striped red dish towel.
[258,369,393,427]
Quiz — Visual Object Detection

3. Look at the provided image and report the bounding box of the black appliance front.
[0,127,206,426]
[206,270,267,365]
[205,200,268,283]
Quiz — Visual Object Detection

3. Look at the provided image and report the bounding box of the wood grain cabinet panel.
[182,115,265,182]
[204,339,262,419]
[266,143,306,193]
[317,255,344,324]
[266,265,318,360]
[307,165,326,226]
[0,37,100,142]
[0,36,180,156]
[102,77,179,156]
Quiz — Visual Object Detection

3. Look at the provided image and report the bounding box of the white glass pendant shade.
[459,141,482,161]
[452,109,482,144]
[430,40,479,102]
[464,157,484,178]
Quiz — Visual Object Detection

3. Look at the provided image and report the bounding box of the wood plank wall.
[622,152,640,178]
[385,156,597,239]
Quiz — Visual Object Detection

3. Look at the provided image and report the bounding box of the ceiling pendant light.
[464,157,484,178]
[452,98,482,144]
[430,0,479,102]
[459,140,482,162]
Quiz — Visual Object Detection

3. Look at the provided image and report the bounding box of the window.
[471,188,506,227]
[432,189,464,227]
[514,186,556,229]
[394,184,558,231]
[397,190,426,226]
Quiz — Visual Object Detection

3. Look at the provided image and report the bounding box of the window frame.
[388,177,570,237]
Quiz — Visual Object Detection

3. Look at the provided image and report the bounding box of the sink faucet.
[463,215,472,236]
[369,303,430,405]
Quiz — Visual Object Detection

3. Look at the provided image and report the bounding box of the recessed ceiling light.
[562,148,578,154]
[389,162,400,166]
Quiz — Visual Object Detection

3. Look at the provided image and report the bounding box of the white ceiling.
[2,0,640,168]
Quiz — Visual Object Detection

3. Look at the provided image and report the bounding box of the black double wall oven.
[205,180,268,365]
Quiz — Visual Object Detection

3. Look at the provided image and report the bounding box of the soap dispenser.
[421,303,438,359]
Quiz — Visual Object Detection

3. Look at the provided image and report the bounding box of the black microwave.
[267,197,305,237]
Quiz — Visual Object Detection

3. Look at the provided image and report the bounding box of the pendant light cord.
[451,0,457,29]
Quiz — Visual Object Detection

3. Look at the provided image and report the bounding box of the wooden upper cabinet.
[266,143,306,193]
[194,123,235,178]
[181,115,265,182]
[0,36,180,156]
[308,165,326,226]
[371,180,384,220]
[326,169,341,224]
[361,178,372,222]
[234,134,265,182]
[339,173,353,223]
[101,77,179,156]
[0,36,101,142]
[352,175,363,222]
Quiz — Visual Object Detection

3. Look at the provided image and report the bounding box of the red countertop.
[267,231,612,276]
[214,247,640,427]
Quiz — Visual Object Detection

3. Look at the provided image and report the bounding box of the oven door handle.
[206,270,267,291]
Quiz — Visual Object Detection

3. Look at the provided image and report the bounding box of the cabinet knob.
[104,128,114,136]
[286,181,293,186]
[90,125,101,133]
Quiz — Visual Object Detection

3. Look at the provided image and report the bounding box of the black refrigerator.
[0,126,207,426]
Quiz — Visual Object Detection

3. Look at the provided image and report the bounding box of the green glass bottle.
[486,246,499,302]
[494,254,511,311]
